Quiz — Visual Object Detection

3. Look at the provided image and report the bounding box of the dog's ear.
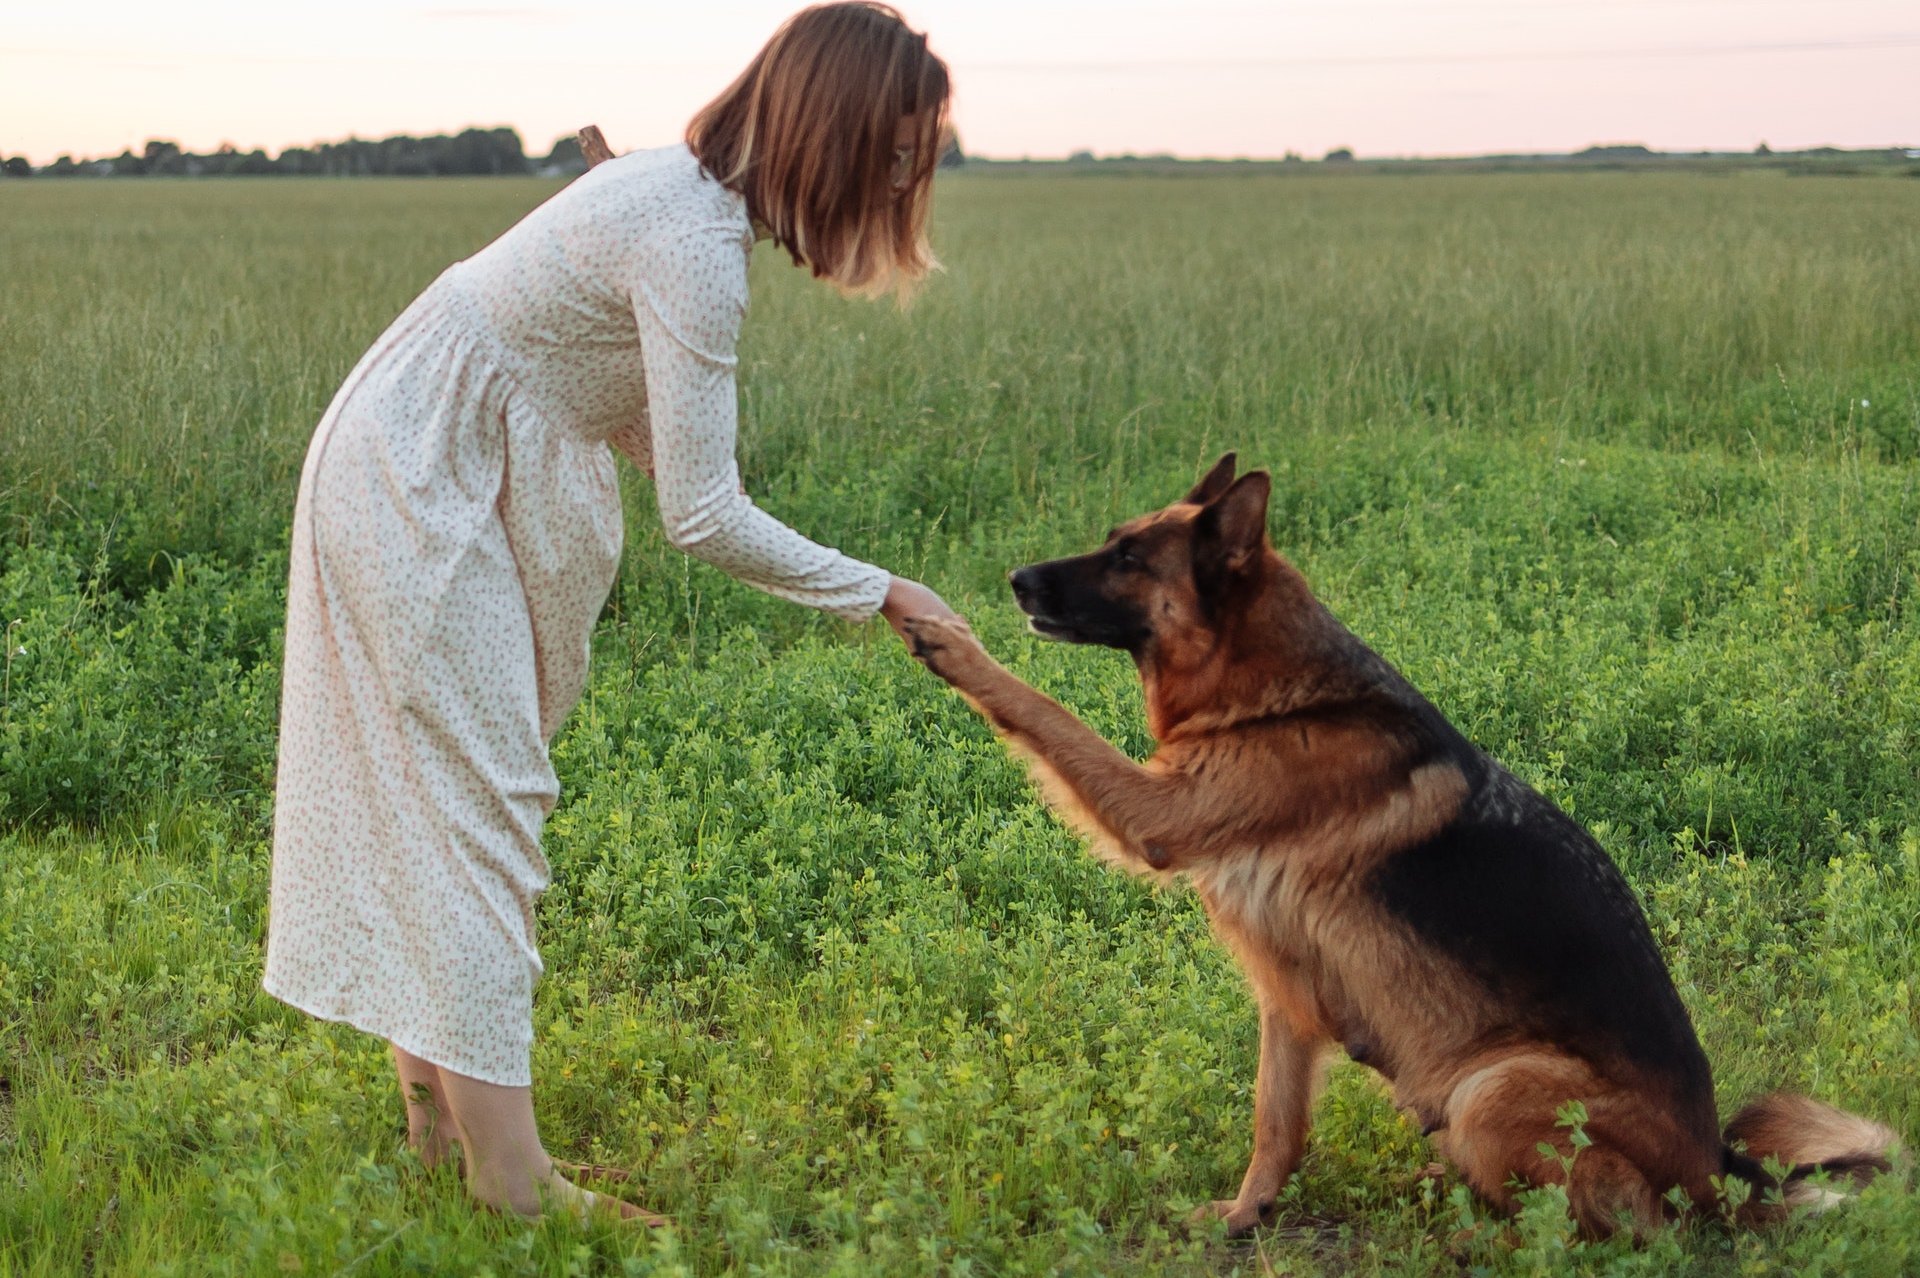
[1194,471,1271,580]
[1184,452,1237,505]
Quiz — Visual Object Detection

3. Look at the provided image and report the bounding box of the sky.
[4,1,1917,166]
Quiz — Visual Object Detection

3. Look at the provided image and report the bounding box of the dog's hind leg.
[1195,1005,1326,1236]
[1562,1150,1666,1239]
[1436,1052,1666,1240]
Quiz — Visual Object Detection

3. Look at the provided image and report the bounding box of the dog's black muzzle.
[1008,565,1045,614]
[1008,559,1146,649]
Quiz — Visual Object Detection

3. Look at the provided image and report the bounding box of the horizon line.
[15,136,1917,170]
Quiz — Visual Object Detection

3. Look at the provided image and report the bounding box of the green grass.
[2,170,1917,1275]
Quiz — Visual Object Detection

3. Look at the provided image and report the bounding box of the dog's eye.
[1113,544,1143,569]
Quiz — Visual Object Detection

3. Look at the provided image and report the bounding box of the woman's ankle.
[466,1155,565,1216]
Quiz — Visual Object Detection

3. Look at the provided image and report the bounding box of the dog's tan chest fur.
[1179,757,1502,1103]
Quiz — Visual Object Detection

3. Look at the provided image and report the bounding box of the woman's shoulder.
[592,148,749,331]
[597,141,695,179]
[590,144,748,231]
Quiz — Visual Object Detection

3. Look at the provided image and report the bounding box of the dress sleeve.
[630,226,892,623]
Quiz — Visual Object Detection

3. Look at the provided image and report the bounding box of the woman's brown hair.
[687,3,950,300]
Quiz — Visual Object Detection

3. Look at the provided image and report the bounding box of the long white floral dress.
[263,145,891,1086]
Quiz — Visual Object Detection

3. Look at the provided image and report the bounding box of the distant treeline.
[977,142,1920,179]
[3,128,585,179]
[6,132,1909,180]
[3,126,970,179]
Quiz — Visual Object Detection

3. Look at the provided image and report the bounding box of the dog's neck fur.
[1138,549,1363,742]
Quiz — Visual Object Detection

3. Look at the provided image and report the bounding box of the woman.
[263,2,955,1223]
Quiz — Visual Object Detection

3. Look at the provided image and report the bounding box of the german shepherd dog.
[903,454,1894,1238]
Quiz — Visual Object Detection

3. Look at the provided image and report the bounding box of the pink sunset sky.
[4,0,1916,166]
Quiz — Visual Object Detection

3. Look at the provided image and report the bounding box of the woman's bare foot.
[541,1170,671,1227]
[464,1159,667,1225]
[389,1043,666,1223]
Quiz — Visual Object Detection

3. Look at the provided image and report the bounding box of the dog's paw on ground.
[1189,1196,1273,1239]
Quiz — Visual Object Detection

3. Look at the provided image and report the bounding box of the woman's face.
[890,110,935,194]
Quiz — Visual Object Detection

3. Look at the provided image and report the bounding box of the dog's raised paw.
[901,616,984,678]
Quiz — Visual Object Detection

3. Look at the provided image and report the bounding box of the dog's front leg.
[1197,1005,1323,1236]
[904,616,1196,867]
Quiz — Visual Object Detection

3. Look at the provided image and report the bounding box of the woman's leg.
[392,1045,457,1169]
[393,1043,561,1211]
[431,1062,662,1222]
[430,1067,559,1214]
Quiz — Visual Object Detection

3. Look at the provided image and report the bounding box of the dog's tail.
[1718,1091,1896,1221]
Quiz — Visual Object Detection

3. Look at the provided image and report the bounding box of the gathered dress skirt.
[263,277,624,1087]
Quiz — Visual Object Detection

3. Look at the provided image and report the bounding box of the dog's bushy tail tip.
[1721,1090,1896,1220]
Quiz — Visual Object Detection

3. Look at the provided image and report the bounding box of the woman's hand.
[879,575,960,643]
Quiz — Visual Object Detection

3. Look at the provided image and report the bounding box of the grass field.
[2,169,1918,1276]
